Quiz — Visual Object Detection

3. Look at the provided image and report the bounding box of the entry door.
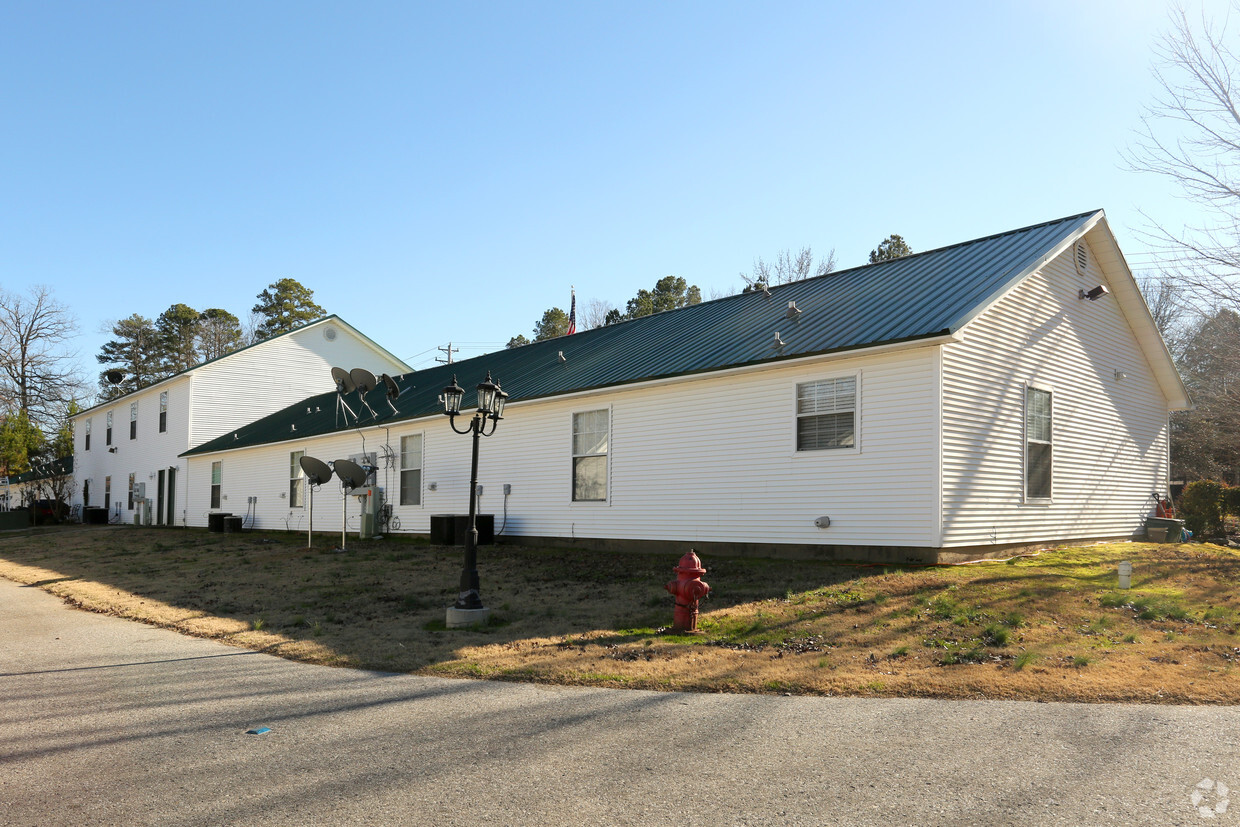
[157,470,166,526]
[166,468,177,526]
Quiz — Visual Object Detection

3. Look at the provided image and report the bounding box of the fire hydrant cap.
[675,551,706,577]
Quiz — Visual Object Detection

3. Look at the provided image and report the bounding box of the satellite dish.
[105,370,124,385]
[299,455,332,486]
[350,368,377,394]
[333,458,367,490]
[331,366,356,393]
[381,373,400,401]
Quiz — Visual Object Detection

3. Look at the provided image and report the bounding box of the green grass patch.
[1014,650,1038,671]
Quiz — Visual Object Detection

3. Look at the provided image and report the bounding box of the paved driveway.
[2,577,1238,826]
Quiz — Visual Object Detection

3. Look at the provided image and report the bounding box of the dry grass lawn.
[1,525,1238,704]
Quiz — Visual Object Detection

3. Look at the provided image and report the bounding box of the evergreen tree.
[197,308,244,362]
[869,235,913,263]
[251,278,326,340]
[97,314,158,399]
[506,334,531,349]
[625,276,702,318]
[155,303,200,377]
[0,409,43,477]
[533,307,570,341]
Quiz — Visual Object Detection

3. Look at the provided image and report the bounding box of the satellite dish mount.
[332,459,367,551]
[350,368,380,421]
[330,367,359,426]
[298,455,333,549]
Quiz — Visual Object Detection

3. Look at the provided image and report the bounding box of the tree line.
[0,278,326,480]
[1127,7,1240,489]
[0,286,82,479]
[94,278,325,400]
[508,236,909,346]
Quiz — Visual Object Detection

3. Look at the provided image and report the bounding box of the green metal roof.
[185,211,1101,457]
[6,456,73,484]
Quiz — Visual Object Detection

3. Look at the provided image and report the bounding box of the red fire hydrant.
[665,550,711,633]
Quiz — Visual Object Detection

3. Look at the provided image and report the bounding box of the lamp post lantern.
[442,372,507,627]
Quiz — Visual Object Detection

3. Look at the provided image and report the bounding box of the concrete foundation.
[445,606,491,629]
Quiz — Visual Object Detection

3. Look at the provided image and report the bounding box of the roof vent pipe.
[786,301,801,319]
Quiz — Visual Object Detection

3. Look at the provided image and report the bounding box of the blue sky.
[0,1,1226,383]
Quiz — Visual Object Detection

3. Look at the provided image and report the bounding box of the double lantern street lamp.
[442,371,508,627]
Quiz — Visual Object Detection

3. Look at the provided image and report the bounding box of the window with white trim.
[1025,386,1052,500]
[289,451,304,508]
[128,472,135,511]
[106,411,113,445]
[400,435,422,506]
[104,476,111,511]
[572,410,609,501]
[159,392,168,433]
[796,376,857,451]
[129,402,137,440]
[84,419,91,451]
[210,461,222,509]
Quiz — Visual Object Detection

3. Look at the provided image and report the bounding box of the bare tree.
[0,286,84,430]
[1126,5,1240,310]
[1138,273,1190,353]
[740,246,836,292]
[581,298,618,330]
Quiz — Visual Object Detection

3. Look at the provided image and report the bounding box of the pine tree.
[97,314,158,398]
[251,279,326,340]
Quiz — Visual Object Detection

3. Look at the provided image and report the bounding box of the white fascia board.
[1082,218,1192,411]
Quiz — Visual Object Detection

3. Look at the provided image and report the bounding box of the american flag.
[567,287,577,335]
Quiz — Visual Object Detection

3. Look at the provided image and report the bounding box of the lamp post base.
[445,606,491,629]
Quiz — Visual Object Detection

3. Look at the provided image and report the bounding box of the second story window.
[159,392,168,433]
[106,411,113,446]
[84,419,91,451]
[130,402,138,440]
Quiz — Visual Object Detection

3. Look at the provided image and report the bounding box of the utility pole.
[436,342,458,365]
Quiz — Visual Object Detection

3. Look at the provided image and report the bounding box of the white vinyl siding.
[181,346,940,542]
[400,434,422,506]
[68,317,409,529]
[572,410,609,502]
[289,451,304,507]
[796,375,857,451]
[941,237,1172,547]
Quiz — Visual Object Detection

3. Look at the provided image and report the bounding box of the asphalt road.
[2,577,1239,826]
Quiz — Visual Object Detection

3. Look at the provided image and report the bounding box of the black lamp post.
[442,372,508,615]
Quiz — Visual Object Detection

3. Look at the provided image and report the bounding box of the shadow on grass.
[0,525,888,672]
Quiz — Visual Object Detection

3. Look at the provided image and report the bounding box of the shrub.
[1223,486,1240,519]
[1179,480,1226,536]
